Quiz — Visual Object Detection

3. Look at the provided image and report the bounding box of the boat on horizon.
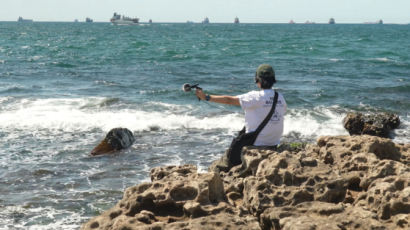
[202,17,209,24]
[329,18,335,24]
[86,17,93,23]
[364,19,384,25]
[17,17,33,23]
[234,17,239,24]
[305,20,315,24]
[110,13,139,25]
[289,20,295,24]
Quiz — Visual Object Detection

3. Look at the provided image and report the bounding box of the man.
[196,64,287,170]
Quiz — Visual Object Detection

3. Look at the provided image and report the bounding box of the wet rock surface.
[91,128,135,156]
[82,135,409,230]
[343,112,400,138]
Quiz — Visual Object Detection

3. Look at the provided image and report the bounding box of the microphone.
[182,83,202,92]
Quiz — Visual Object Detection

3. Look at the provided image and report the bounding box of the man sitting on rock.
[195,64,287,172]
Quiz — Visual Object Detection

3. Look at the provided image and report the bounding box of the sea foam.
[0,97,243,133]
[0,97,358,142]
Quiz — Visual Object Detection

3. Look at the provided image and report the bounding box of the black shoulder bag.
[227,91,279,166]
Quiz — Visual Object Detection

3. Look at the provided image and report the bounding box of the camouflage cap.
[256,64,275,79]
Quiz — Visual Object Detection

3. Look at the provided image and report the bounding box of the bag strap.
[254,91,279,135]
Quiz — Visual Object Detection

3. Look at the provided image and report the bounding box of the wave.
[369,85,410,93]
[284,106,349,139]
[0,205,84,230]
[51,62,76,68]
[1,97,407,143]
[0,97,244,133]
[367,57,395,63]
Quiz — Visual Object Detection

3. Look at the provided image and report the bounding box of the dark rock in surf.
[343,112,400,138]
[91,128,135,156]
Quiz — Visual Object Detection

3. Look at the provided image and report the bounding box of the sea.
[0,22,409,229]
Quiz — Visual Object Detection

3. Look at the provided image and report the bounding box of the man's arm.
[196,89,240,106]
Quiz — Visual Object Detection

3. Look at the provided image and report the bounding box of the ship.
[86,17,93,23]
[202,17,209,24]
[17,17,33,22]
[149,19,153,24]
[378,19,383,24]
[329,18,335,24]
[304,20,315,24]
[110,13,139,25]
[289,20,295,24]
[234,17,239,24]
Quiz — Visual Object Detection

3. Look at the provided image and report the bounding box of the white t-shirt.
[237,89,287,146]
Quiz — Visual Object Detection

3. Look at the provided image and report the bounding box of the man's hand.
[195,88,206,100]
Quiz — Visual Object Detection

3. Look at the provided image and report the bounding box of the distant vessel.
[17,17,33,22]
[305,20,315,24]
[86,17,93,23]
[149,19,152,24]
[110,13,139,25]
[202,17,209,24]
[74,19,79,23]
[289,20,295,24]
[364,19,384,25]
[234,17,239,24]
[363,19,383,25]
[329,18,335,24]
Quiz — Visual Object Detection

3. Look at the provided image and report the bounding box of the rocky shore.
[82,134,409,230]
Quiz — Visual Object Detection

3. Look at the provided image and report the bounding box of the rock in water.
[91,128,135,156]
[343,112,400,138]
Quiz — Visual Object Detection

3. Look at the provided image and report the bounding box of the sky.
[1,0,409,23]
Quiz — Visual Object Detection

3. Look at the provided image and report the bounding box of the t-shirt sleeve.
[237,91,260,110]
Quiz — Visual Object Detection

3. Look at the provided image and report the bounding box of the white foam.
[329,58,342,62]
[368,57,392,62]
[283,106,349,139]
[28,55,42,62]
[0,98,243,133]
[2,97,407,143]
[0,205,84,230]
[392,114,410,144]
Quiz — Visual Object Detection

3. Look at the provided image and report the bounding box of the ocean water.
[0,22,409,229]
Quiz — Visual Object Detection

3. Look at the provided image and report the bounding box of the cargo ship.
[110,13,139,25]
[17,17,33,22]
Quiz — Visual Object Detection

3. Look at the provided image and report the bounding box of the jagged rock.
[343,112,400,138]
[91,128,135,155]
[81,165,244,230]
[82,135,410,230]
[355,174,410,220]
[260,202,393,230]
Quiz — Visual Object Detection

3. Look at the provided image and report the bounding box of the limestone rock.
[260,202,393,230]
[91,128,135,155]
[82,165,239,230]
[82,135,410,230]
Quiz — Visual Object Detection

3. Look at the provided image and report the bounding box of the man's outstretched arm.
[196,89,240,106]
